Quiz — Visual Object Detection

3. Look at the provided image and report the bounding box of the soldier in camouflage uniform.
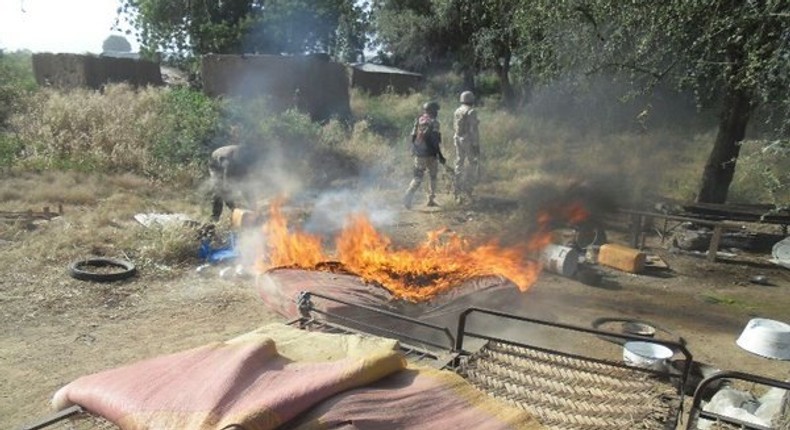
[453,91,481,202]
[208,145,256,221]
[403,101,448,209]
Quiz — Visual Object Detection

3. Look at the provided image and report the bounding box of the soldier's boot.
[211,196,224,222]
[403,191,415,209]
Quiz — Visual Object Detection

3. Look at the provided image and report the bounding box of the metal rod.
[301,291,455,346]
[308,307,450,352]
[18,405,84,430]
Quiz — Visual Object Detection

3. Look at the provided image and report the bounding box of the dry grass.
[11,85,160,170]
[0,171,206,271]
[471,109,712,204]
[3,83,764,210]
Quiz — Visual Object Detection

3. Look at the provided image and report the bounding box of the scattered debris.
[750,275,772,286]
[771,236,790,269]
[672,223,783,253]
[645,254,670,269]
[0,205,63,224]
[198,233,239,264]
[670,248,738,259]
[195,263,212,276]
[134,213,197,228]
[698,387,768,429]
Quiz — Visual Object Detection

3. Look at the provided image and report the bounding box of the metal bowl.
[623,341,673,371]
[736,318,790,360]
[622,321,656,337]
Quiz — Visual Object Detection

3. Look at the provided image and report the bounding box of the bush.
[150,87,222,169]
[8,84,221,181]
[0,50,36,130]
[350,89,422,139]
[730,140,790,205]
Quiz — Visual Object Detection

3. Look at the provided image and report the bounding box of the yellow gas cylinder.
[598,243,646,273]
[230,208,258,229]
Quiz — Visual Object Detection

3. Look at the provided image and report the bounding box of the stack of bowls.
[736,318,790,360]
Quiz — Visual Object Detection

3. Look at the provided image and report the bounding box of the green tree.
[0,50,36,129]
[371,0,523,106]
[516,0,790,203]
[117,0,368,62]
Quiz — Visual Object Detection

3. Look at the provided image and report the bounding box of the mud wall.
[32,53,163,89]
[201,54,351,121]
[349,69,422,96]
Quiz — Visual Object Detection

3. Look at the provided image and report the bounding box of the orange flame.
[256,200,588,302]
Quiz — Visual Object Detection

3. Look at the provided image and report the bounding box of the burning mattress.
[256,268,525,324]
[51,324,540,430]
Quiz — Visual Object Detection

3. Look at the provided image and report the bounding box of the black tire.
[69,257,137,282]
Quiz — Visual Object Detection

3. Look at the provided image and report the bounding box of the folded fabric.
[282,366,544,430]
[52,325,405,430]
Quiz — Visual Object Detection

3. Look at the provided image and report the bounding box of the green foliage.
[257,108,322,149]
[350,89,422,139]
[0,133,24,168]
[118,0,369,61]
[150,87,221,169]
[0,50,36,129]
[730,140,790,206]
[509,0,790,202]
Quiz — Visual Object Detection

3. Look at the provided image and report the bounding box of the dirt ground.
[1,172,789,429]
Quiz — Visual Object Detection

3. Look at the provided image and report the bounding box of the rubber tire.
[69,257,137,282]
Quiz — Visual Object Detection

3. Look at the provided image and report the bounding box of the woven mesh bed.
[458,341,682,430]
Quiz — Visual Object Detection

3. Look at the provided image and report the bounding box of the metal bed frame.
[685,371,790,430]
[18,291,789,430]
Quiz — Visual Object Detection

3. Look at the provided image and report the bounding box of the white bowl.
[623,341,674,371]
[736,318,790,360]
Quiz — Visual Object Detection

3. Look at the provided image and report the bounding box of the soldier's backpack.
[413,114,440,157]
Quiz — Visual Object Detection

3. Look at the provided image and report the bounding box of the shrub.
[0,50,36,129]
[350,89,421,139]
[730,140,790,206]
[150,87,222,169]
[8,84,221,181]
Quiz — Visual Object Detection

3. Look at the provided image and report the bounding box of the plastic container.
[231,208,259,229]
[540,244,579,277]
[736,318,790,360]
[623,341,673,371]
[598,243,646,273]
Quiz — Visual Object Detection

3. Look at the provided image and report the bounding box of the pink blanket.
[52,335,404,430]
[282,367,543,430]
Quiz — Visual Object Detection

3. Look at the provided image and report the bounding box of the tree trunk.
[496,51,516,109]
[696,87,754,204]
[462,68,476,93]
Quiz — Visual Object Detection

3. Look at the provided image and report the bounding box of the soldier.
[208,145,257,221]
[403,101,448,209]
[453,90,481,202]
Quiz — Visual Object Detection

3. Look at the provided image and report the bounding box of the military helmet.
[423,101,440,114]
[460,91,475,104]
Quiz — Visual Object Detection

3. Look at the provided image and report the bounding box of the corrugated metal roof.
[349,63,422,76]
